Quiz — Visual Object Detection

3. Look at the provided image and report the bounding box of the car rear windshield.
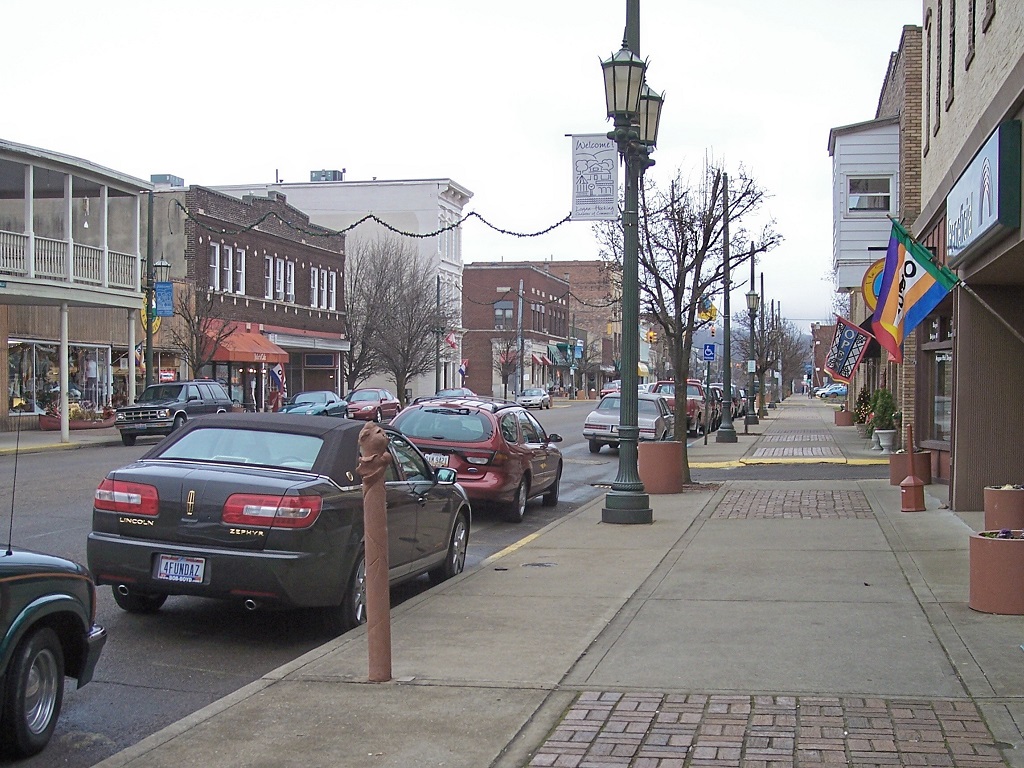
[139,384,183,402]
[654,383,674,395]
[687,384,702,398]
[156,428,323,471]
[348,391,377,402]
[394,407,494,443]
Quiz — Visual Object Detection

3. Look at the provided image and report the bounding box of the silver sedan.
[583,392,675,453]
[517,387,552,409]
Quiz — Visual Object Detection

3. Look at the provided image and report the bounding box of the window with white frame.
[208,243,221,291]
[264,256,273,299]
[311,268,320,308]
[319,268,328,309]
[846,177,892,214]
[275,258,285,301]
[235,249,245,294]
[328,271,337,310]
[285,260,295,303]
[220,246,233,293]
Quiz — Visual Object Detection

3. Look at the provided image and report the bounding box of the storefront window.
[8,341,111,415]
[930,351,953,441]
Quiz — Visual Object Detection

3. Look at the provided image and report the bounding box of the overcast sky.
[3,1,921,329]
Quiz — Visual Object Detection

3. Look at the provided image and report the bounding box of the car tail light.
[460,451,507,466]
[94,478,159,516]
[222,494,323,529]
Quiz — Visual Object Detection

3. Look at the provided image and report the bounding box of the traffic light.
[710,325,716,337]
[648,330,658,343]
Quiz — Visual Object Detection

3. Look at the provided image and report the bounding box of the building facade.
[148,184,348,410]
[462,263,573,398]
[0,139,149,431]
[913,0,1024,510]
[214,176,471,400]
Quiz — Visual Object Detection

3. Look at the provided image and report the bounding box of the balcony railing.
[0,228,139,291]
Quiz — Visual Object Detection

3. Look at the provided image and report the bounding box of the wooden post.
[357,422,392,682]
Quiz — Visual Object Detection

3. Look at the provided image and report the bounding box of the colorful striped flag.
[872,220,959,363]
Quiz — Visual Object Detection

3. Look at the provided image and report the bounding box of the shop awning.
[638,362,650,376]
[210,332,289,364]
[531,354,545,365]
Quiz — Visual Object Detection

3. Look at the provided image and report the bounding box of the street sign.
[703,343,716,361]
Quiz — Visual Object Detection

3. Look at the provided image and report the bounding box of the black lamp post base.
[745,414,759,426]
[602,491,653,524]
[715,427,737,443]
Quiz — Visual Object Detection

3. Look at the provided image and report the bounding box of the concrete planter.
[875,429,897,454]
[983,486,1024,530]
[638,441,684,494]
[834,409,854,427]
[969,531,1024,614]
[889,451,931,486]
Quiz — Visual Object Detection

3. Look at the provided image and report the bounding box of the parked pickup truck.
[649,379,710,436]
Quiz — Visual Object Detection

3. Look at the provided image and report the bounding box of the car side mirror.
[548,433,563,443]
[435,467,457,484]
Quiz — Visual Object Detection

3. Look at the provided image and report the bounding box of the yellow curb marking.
[479,532,542,567]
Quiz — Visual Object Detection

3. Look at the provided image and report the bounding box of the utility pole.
[144,190,154,390]
[435,274,441,394]
[515,279,524,396]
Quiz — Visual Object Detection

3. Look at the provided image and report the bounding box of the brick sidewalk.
[529,691,1004,767]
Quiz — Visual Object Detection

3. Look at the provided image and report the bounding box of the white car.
[517,387,552,409]
[583,392,675,453]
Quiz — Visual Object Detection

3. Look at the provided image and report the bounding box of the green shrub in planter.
[872,388,897,430]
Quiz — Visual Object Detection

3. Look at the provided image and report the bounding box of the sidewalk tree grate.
[752,446,844,458]
[529,691,1004,767]
[713,490,874,519]
[761,433,831,442]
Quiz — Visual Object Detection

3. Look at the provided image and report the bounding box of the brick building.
[149,184,349,409]
[461,263,572,398]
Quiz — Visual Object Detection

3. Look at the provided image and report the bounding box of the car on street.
[707,385,726,430]
[87,413,470,634]
[0,548,107,758]
[600,380,621,397]
[711,382,743,420]
[649,379,709,435]
[278,390,348,417]
[345,388,402,422]
[817,383,848,399]
[115,379,233,446]
[516,387,552,410]
[391,396,563,523]
[583,392,675,453]
[412,387,476,404]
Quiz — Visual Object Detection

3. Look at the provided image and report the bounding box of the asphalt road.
[0,403,609,768]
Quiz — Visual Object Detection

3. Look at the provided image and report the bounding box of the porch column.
[24,165,34,278]
[100,184,109,288]
[134,194,142,292]
[59,303,70,443]
[64,174,73,282]
[127,309,137,404]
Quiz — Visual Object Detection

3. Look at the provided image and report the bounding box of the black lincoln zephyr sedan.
[87,413,471,634]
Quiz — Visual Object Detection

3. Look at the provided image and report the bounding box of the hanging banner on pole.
[824,315,873,383]
[570,134,618,221]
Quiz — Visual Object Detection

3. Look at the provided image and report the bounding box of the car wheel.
[112,588,167,613]
[588,438,601,454]
[0,627,64,758]
[542,464,561,507]
[505,478,528,523]
[172,414,186,431]
[324,550,367,636]
[430,510,469,583]
[373,409,383,423]
[121,433,136,446]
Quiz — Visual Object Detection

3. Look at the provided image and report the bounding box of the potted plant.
[970,528,1024,614]
[853,387,871,437]
[889,448,932,485]
[983,484,1024,530]
[870,388,897,454]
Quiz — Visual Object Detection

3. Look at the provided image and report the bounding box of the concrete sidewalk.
[73,401,1023,767]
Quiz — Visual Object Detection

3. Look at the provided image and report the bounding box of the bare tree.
[343,239,386,392]
[594,161,780,483]
[732,313,808,406]
[165,285,234,378]
[365,235,457,406]
[492,333,520,401]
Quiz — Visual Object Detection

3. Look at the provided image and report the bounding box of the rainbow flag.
[872,220,959,363]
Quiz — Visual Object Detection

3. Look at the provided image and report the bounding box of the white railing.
[73,243,104,285]
[0,231,27,275]
[0,228,140,292]
[34,237,67,280]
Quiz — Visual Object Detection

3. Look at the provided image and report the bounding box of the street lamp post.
[745,245,759,428]
[716,173,736,443]
[599,2,664,525]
